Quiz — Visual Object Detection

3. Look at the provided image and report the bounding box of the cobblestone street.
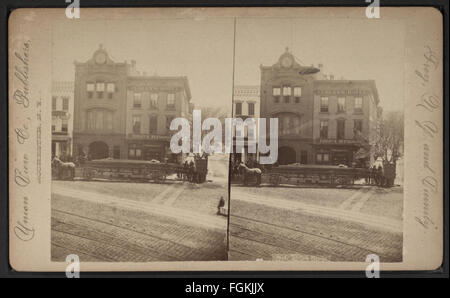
[228,185,403,262]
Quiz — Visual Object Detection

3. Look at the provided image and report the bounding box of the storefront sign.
[314,89,369,96]
[317,138,360,145]
[127,134,171,141]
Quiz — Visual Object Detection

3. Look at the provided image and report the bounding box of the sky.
[52,16,405,111]
[234,17,405,111]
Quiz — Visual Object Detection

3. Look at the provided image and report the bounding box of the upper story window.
[106,83,115,99]
[52,96,57,110]
[337,119,345,140]
[294,87,302,103]
[273,87,281,103]
[279,114,301,136]
[235,102,242,115]
[133,93,142,108]
[86,109,113,132]
[86,83,95,99]
[283,86,291,103]
[166,115,174,131]
[354,97,363,113]
[354,119,363,134]
[62,97,69,111]
[96,82,105,99]
[132,115,141,134]
[167,93,175,110]
[337,97,346,113]
[248,102,255,116]
[320,97,329,113]
[320,120,328,139]
[150,93,158,109]
[149,115,157,134]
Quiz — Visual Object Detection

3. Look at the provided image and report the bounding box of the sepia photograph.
[7,7,443,272]
[228,17,404,262]
[50,18,234,262]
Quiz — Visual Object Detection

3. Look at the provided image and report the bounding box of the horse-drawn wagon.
[262,164,372,186]
[76,158,182,182]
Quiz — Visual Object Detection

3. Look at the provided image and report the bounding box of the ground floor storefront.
[312,143,371,167]
[51,135,72,160]
[242,138,371,167]
[73,133,127,160]
[73,133,182,163]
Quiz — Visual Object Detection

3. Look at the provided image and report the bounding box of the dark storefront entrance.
[89,141,109,159]
[278,146,297,165]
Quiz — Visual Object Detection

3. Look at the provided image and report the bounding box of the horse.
[52,157,76,180]
[238,163,262,186]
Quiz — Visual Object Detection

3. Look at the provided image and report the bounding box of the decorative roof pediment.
[86,44,115,66]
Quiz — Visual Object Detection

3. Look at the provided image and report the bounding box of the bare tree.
[374,110,404,165]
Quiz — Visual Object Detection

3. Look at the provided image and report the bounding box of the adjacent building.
[232,85,260,164]
[259,48,381,166]
[73,45,192,162]
[52,81,74,159]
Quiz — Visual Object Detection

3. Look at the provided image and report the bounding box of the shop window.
[128,144,142,159]
[300,150,308,164]
[113,146,120,159]
[316,153,330,164]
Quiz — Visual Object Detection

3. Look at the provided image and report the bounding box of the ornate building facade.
[73,45,192,162]
[232,85,260,165]
[52,81,74,159]
[260,48,381,166]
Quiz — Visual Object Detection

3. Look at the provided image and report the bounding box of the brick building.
[52,81,74,159]
[260,48,317,165]
[232,85,260,165]
[259,48,381,166]
[73,45,192,162]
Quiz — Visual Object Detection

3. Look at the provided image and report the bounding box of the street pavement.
[51,155,229,262]
[229,185,403,262]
